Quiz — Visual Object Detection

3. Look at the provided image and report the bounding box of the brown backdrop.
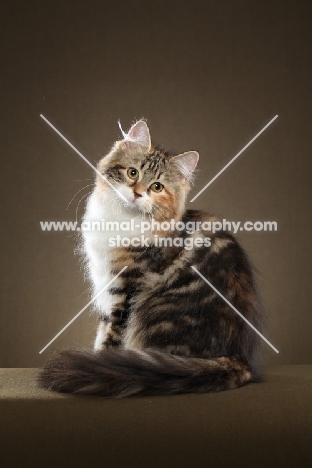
[1,0,311,367]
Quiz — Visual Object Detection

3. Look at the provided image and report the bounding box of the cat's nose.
[134,192,142,200]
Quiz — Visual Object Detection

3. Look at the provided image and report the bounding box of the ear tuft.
[119,120,151,151]
[117,120,127,139]
[170,151,199,182]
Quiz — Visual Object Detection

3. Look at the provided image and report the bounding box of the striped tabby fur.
[38,120,265,397]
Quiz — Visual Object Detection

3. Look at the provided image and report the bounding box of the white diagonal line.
[191,266,279,353]
[190,115,278,202]
[39,266,128,354]
[40,114,128,202]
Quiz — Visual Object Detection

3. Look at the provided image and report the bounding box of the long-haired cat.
[38,120,265,397]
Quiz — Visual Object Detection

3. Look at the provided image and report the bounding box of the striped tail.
[37,348,260,398]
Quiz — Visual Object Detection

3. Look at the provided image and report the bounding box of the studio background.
[1,0,311,368]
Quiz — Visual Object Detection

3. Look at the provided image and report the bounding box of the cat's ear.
[170,151,199,182]
[119,120,151,152]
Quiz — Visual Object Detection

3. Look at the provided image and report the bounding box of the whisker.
[66,184,95,211]
[152,205,167,222]
[76,191,93,223]
[74,178,95,182]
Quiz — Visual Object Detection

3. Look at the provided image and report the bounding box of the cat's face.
[96,121,199,222]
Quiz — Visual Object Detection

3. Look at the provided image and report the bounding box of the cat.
[37,119,265,397]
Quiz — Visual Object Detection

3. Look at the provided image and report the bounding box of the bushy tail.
[37,348,258,398]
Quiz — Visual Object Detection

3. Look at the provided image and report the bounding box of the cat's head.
[96,120,199,222]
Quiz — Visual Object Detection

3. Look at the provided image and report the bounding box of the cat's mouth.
[126,193,152,214]
[133,192,142,201]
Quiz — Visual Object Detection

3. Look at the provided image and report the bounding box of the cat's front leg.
[92,250,138,350]
[94,316,112,350]
[94,310,129,350]
[91,266,127,350]
[94,279,132,351]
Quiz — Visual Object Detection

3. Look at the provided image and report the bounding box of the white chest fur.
[82,190,143,315]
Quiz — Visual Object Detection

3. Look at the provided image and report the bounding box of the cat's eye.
[150,182,164,193]
[127,168,139,180]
